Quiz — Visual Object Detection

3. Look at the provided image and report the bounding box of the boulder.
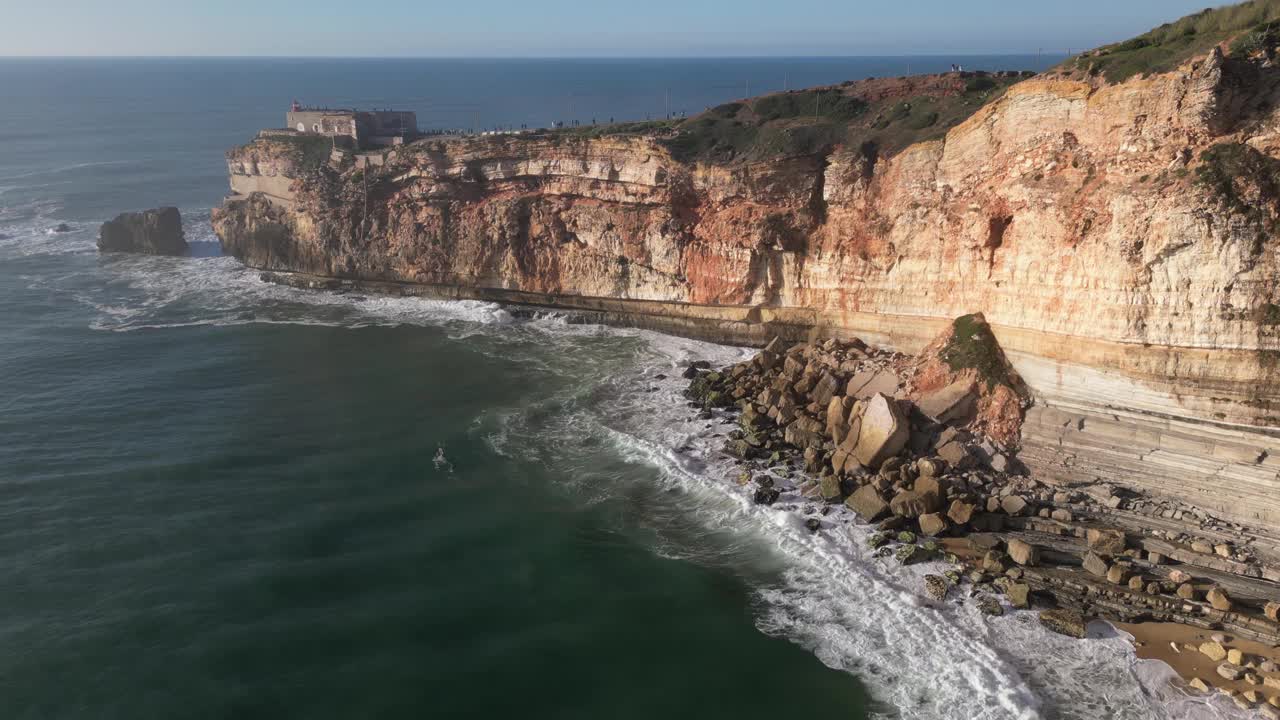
[851,394,909,469]
[846,484,889,522]
[826,396,851,444]
[914,474,945,499]
[1039,609,1087,638]
[1207,587,1233,611]
[947,499,977,525]
[890,489,942,518]
[1189,677,1210,693]
[784,418,825,450]
[1106,565,1131,585]
[969,534,1003,553]
[1000,495,1029,516]
[916,379,978,424]
[847,369,900,399]
[924,574,949,602]
[1086,528,1127,555]
[1169,569,1193,584]
[919,512,948,537]
[1176,583,1197,600]
[98,207,187,255]
[935,440,973,469]
[1050,508,1073,523]
[818,474,843,503]
[753,487,781,506]
[1266,601,1280,622]
[1200,641,1228,662]
[1228,648,1244,665]
[1006,583,1030,609]
[1082,551,1109,577]
[919,456,945,477]
[977,596,1003,616]
[982,550,1009,574]
[1006,538,1040,566]
[810,373,841,406]
[1218,663,1245,681]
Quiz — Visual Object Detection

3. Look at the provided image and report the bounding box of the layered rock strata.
[214,50,1280,531]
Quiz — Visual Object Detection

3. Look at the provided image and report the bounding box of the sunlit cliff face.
[215,50,1280,437]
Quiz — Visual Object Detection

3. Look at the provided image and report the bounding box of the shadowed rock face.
[98,207,187,256]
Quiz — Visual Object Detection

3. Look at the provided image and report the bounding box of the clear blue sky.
[0,0,1227,57]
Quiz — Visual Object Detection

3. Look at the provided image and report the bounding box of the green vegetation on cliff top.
[552,2,1280,165]
[557,72,1029,165]
[1069,0,1280,83]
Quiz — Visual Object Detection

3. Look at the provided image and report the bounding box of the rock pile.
[684,314,1280,659]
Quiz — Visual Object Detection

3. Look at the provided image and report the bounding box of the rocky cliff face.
[213,50,1280,530]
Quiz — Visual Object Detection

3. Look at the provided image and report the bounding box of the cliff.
[213,14,1280,533]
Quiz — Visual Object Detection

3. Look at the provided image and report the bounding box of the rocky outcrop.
[98,207,186,256]
[683,325,1280,649]
[215,45,1280,530]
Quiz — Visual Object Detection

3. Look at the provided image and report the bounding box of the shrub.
[1075,0,1280,82]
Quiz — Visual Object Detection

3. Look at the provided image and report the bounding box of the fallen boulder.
[919,512,948,536]
[1082,551,1109,577]
[1039,609,1087,638]
[846,484,889,522]
[890,488,941,519]
[947,499,977,525]
[98,207,187,255]
[916,378,978,424]
[852,393,909,469]
[924,574,949,602]
[1006,538,1039,566]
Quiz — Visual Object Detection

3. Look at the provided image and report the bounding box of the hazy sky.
[0,0,1225,57]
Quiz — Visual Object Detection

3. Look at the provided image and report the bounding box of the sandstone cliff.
[214,38,1280,530]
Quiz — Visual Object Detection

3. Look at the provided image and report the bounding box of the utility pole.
[745,79,751,98]
[665,87,670,118]
[815,92,820,119]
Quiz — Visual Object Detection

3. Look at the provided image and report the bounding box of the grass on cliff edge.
[940,314,1015,391]
[1069,0,1280,83]
[550,74,1028,165]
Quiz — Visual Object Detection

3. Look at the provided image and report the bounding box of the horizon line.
[0,52,1073,61]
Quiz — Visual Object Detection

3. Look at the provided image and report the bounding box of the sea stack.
[98,207,187,256]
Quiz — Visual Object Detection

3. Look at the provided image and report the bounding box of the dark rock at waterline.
[51,223,73,233]
[753,487,781,506]
[805,517,822,534]
[98,207,187,256]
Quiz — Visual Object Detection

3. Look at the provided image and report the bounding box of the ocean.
[0,57,1236,719]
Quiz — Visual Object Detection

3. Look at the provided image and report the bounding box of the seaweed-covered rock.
[924,574,950,602]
